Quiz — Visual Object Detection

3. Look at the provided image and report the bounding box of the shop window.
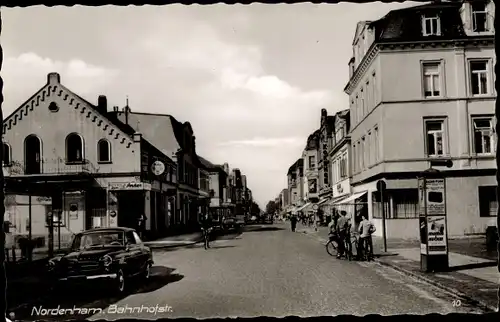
[479,186,497,217]
[66,133,84,163]
[3,143,11,165]
[97,139,112,163]
[392,189,419,219]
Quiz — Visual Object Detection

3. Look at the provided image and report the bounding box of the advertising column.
[418,174,449,272]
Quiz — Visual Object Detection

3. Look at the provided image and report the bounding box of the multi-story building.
[2,73,178,248]
[327,109,352,218]
[280,188,290,210]
[318,109,336,203]
[287,158,304,209]
[344,1,496,238]
[113,109,210,230]
[198,156,231,223]
[302,130,320,203]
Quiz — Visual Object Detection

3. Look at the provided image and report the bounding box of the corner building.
[344,1,496,238]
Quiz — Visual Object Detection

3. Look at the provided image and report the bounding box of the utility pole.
[377,180,387,253]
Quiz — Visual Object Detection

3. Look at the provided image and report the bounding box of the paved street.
[16,223,483,321]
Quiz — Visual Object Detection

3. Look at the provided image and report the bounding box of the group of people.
[328,210,375,261]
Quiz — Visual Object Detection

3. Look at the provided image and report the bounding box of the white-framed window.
[422,15,441,36]
[360,87,366,118]
[472,116,495,155]
[469,60,489,96]
[355,94,360,123]
[472,1,488,32]
[367,131,372,166]
[352,143,357,174]
[308,155,316,169]
[374,127,379,162]
[424,119,447,157]
[372,72,377,105]
[365,80,371,111]
[422,62,442,97]
[361,137,366,170]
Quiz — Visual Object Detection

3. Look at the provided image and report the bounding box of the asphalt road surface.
[18,223,483,321]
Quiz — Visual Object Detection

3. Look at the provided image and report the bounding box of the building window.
[374,127,379,162]
[365,80,370,111]
[361,136,366,170]
[308,156,316,169]
[66,133,84,163]
[352,144,357,174]
[372,72,377,105]
[425,119,446,157]
[360,88,366,118]
[472,117,495,155]
[392,189,419,219]
[367,131,372,166]
[472,2,488,32]
[97,139,111,163]
[422,62,441,97]
[3,143,11,165]
[470,60,489,95]
[340,154,347,179]
[422,15,441,36]
[479,186,497,217]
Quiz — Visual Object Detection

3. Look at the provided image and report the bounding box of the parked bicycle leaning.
[335,211,349,259]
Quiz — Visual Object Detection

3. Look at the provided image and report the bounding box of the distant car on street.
[222,217,239,230]
[47,227,153,293]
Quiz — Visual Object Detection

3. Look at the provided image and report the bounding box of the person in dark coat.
[290,215,298,232]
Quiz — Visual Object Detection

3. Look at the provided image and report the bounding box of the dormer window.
[422,15,441,36]
[472,2,488,32]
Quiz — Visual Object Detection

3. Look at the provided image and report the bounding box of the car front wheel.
[116,269,126,293]
[144,263,152,280]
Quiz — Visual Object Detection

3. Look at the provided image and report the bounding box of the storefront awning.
[318,198,329,205]
[296,202,311,212]
[335,191,367,205]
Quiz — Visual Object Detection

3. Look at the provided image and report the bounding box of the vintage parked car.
[47,227,153,293]
[222,217,238,230]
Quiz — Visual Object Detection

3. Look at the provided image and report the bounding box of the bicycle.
[325,232,339,256]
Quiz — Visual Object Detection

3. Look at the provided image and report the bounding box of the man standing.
[358,214,376,261]
[335,211,349,259]
[290,214,298,232]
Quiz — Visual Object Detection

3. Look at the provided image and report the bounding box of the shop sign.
[427,216,447,255]
[425,179,446,215]
[109,210,117,218]
[69,203,78,220]
[108,182,151,190]
[151,160,165,176]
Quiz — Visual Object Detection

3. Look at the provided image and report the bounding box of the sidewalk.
[144,231,203,249]
[299,226,499,312]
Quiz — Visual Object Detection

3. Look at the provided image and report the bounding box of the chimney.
[113,106,119,112]
[97,95,107,114]
[47,72,61,84]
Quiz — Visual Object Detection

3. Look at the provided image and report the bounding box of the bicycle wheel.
[326,240,338,256]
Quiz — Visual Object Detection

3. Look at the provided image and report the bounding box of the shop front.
[107,181,151,233]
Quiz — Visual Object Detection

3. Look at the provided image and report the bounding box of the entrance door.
[24,135,42,174]
[117,191,144,229]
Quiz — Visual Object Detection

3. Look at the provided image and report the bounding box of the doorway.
[24,135,42,174]
[117,191,144,229]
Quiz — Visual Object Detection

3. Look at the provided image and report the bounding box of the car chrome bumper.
[59,273,117,281]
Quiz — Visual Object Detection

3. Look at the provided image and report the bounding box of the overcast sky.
[2,3,420,208]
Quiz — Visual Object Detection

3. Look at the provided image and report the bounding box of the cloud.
[2,53,119,113]
[219,137,305,148]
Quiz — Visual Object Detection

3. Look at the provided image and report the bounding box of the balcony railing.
[3,158,97,176]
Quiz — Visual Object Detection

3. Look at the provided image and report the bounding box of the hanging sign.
[151,160,165,176]
[108,182,152,191]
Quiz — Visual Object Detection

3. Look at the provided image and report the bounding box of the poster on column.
[427,216,447,255]
[419,216,427,255]
[425,178,446,215]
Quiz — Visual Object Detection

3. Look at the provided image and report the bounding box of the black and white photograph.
[0,0,499,320]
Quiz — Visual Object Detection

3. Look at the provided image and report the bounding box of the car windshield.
[72,231,125,250]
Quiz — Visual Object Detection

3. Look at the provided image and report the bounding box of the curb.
[377,259,498,313]
[301,228,498,313]
[145,238,203,249]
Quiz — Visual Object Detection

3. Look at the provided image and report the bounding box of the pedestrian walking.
[335,211,349,259]
[358,214,376,261]
[137,214,147,239]
[290,215,298,232]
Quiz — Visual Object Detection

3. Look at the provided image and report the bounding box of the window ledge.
[471,154,495,159]
[97,161,113,164]
[65,161,86,165]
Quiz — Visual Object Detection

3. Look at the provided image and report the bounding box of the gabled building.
[287,158,304,215]
[2,73,177,248]
[112,110,211,230]
[198,157,232,223]
[302,130,320,203]
[344,1,496,238]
